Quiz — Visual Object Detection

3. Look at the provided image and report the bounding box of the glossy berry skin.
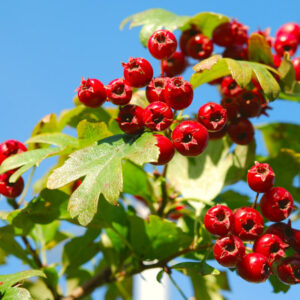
[77,78,107,108]
[143,102,173,131]
[152,135,175,165]
[122,57,153,88]
[204,205,233,236]
[146,77,168,103]
[237,253,271,283]
[220,97,240,121]
[148,29,177,60]
[179,27,201,55]
[273,54,282,68]
[292,57,300,81]
[221,77,243,97]
[247,162,275,193]
[222,45,248,60]
[197,102,227,132]
[0,171,24,198]
[260,187,294,222]
[161,52,187,77]
[209,125,228,140]
[164,77,193,110]
[265,222,294,245]
[172,121,208,157]
[117,104,144,135]
[0,140,27,165]
[169,205,185,220]
[290,229,300,253]
[228,118,254,145]
[186,34,213,60]
[106,78,132,105]
[214,235,245,267]
[276,22,300,43]
[274,33,298,57]
[232,207,264,241]
[236,90,262,118]
[277,256,300,284]
[253,234,287,263]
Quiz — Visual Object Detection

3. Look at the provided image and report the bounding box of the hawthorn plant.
[0,8,299,300]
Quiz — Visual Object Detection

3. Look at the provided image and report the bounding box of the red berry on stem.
[290,229,300,253]
[260,187,294,222]
[221,77,243,97]
[164,77,193,110]
[265,222,294,245]
[274,33,298,57]
[152,135,175,165]
[122,57,153,88]
[106,78,132,105]
[277,256,300,284]
[204,205,233,236]
[0,171,24,198]
[228,118,254,145]
[146,77,168,103]
[209,125,228,140]
[179,27,201,55]
[276,22,300,42]
[169,205,185,220]
[0,140,27,165]
[247,162,275,193]
[222,45,248,60]
[143,102,173,131]
[148,29,177,60]
[220,97,240,121]
[186,34,213,60]
[292,57,300,81]
[273,54,282,68]
[236,90,262,118]
[161,52,187,77]
[77,78,107,108]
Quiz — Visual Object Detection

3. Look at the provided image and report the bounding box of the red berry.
[204,205,233,236]
[117,104,144,135]
[220,97,240,121]
[77,78,107,108]
[152,134,175,165]
[237,253,271,283]
[292,57,300,81]
[274,33,298,57]
[214,235,245,267]
[186,34,213,60]
[228,118,254,145]
[247,162,275,193]
[253,234,287,263]
[148,29,177,60]
[0,171,24,198]
[161,52,187,77]
[143,102,173,131]
[209,125,228,140]
[260,187,294,222]
[146,77,168,103]
[290,229,300,253]
[122,57,153,88]
[277,256,300,284]
[106,78,132,105]
[179,27,201,55]
[221,77,243,97]
[236,90,262,118]
[232,207,264,241]
[197,102,227,132]
[265,222,294,245]
[169,205,185,220]
[172,121,208,156]
[72,179,82,193]
[273,54,282,68]
[276,22,300,43]
[0,140,27,165]
[222,45,248,60]
[164,77,193,110]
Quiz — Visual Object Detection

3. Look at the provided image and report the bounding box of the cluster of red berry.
[0,140,27,198]
[204,162,299,284]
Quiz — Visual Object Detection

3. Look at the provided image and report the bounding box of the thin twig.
[252,192,260,209]
[168,273,188,300]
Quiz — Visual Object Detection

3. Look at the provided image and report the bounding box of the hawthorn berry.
[179,27,201,55]
[209,125,228,140]
[168,205,185,220]
[117,104,144,135]
[122,57,153,88]
[143,102,173,131]
[106,78,132,105]
[236,90,262,118]
[232,207,264,241]
[148,29,177,60]
[204,205,233,236]
[277,256,300,284]
[197,102,227,132]
[146,77,168,103]
[77,78,107,108]
[161,52,187,77]
[265,222,294,244]
[290,229,300,253]
[292,57,300,81]
[214,235,245,267]
[274,33,298,57]
[186,34,213,60]
[253,234,287,263]
[152,134,175,165]
[220,97,240,121]
[273,54,282,68]
[220,76,243,97]
[0,171,24,198]
[276,22,300,42]
[0,140,27,165]
[247,162,275,193]
[237,253,271,283]
[164,77,193,110]
[260,187,294,222]
[254,28,273,47]
[228,118,254,145]
[222,45,248,60]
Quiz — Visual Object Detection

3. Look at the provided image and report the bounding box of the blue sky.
[0,0,300,299]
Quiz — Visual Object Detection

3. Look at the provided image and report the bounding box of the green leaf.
[129,90,149,109]
[214,190,251,210]
[191,55,280,100]
[22,279,54,300]
[172,261,220,276]
[2,287,32,300]
[248,33,274,65]
[47,133,159,225]
[66,269,92,300]
[120,8,189,47]
[268,274,290,293]
[156,270,164,283]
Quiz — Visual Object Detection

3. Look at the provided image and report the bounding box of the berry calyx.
[236,90,262,118]
[0,171,24,198]
[220,96,240,121]
[228,118,254,145]
[106,78,132,105]
[161,52,187,77]
[146,77,168,103]
[247,162,275,193]
[260,187,294,222]
[213,235,245,267]
[0,140,27,165]
[277,256,300,284]
[172,120,208,156]
[117,104,144,135]
[232,207,264,241]
[77,78,107,108]
[220,76,243,97]
[186,34,213,60]
[164,77,193,110]
[143,102,173,131]
[237,253,271,283]
[292,57,300,81]
[179,27,201,55]
[148,29,177,60]
[152,135,175,165]
[274,33,298,57]
[197,102,227,132]
[122,57,153,88]
[204,205,233,236]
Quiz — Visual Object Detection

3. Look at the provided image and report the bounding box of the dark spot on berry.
[153,114,164,124]
[121,113,134,123]
[155,33,166,43]
[129,60,139,70]
[242,219,254,232]
[224,98,234,104]
[283,45,291,51]
[210,112,222,123]
[294,268,300,280]
[113,84,125,95]
[154,80,164,88]
[270,243,280,253]
[216,211,225,221]
[243,92,253,101]
[173,78,183,87]
[237,132,248,141]
[256,166,267,174]
[278,199,289,210]
[182,133,193,143]
[228,82,237,90]
[167,57,175,65]
[263,263,271,275]
[196,43,203,53]
[225,243,235,252]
